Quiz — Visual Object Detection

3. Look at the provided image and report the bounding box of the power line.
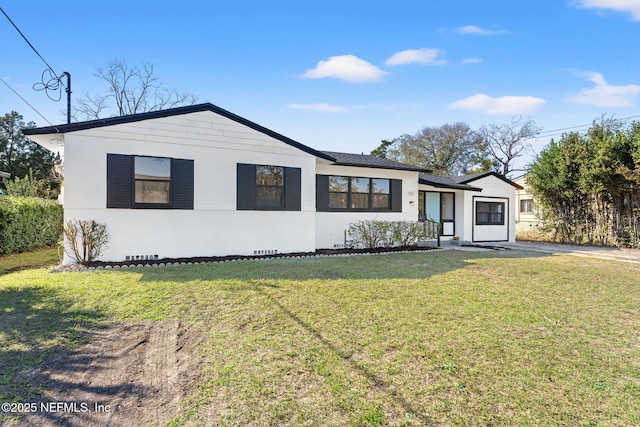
[1,5,71,123]
[530,114,640,140]
[0,77,55,127]
[0,6,57,76]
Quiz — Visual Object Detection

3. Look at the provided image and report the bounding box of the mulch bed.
[51,246,441,272]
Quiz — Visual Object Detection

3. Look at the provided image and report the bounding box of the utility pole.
[63,72,71,124]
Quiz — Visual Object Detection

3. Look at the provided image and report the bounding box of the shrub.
[4,174,58,199]
[63,219,110,264]
[348,220,424,249]
[0,196,63,255]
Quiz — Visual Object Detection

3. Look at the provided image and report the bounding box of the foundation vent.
[253,249,279,256]
[125,254,159,261]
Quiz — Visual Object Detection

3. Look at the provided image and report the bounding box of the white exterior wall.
[315,164,420,249]
[62,111,318,263]
[461,176,517,243]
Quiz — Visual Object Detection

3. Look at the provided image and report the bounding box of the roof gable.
[23,103,335,161]
[457,171,524,189]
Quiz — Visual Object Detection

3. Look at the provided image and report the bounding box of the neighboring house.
[24,103,521,264]
[513,174,541,234]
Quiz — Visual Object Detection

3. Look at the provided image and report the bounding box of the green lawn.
[1,248,639,426]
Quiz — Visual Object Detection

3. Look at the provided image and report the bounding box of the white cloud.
[454,25,506,36]
[461,57,483,64]
[568,72,640,106]
[573,0,640,21]
[385,48,446,66]
[449,94,546,114]
[301,55,387,83]
[288,103,352,113]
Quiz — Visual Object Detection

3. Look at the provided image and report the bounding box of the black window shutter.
[316,175,329,212]
[107,154,132,208]
[390,179,403,212]
[284,167,301,211]
[172,159,194,209]
[237,163,256,210]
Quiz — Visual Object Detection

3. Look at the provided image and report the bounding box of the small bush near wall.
[63,219,110,264]
[0,196,63,255]
[348,220,424,249]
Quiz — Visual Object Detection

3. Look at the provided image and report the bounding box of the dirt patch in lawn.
[7,320,202,427]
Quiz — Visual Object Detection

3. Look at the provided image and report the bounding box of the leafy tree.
[74,58,198,120]
[620,121,640,184]
[0,111,61,197]
[478,116,541,177]
[379,122,494,175]
[4,173,56,199]
[370,139,394,158]
[528,118,640,247]
[528,133,589,243]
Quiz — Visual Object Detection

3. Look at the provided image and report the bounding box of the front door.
[419,191,455,236]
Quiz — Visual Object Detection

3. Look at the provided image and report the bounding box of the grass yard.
[1,248,639,426]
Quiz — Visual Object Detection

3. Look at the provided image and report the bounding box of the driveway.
[500,241,640,263]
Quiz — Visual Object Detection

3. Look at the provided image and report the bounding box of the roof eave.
[459,172,524,190]
[418,179,482,192]
[22,103,336,162]
[333,162,429,173]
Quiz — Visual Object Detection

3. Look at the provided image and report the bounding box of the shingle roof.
[419,174,482,191]
[321,151,430,173]
[419,171,523,190]
[456,171,524,189]
[22,103,336,161]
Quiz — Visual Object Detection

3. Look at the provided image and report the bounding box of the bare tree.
[74,59,198,120]
[478,116,541,177]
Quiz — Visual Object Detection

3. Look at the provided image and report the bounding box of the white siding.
[63,111,317,263]
[315,164,420,249]
[463,176,516,243]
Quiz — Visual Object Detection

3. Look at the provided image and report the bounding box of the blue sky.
[2,0,640,171]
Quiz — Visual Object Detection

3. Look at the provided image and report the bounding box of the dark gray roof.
[22,103,336,162]
[419,174,482,191]
[0,171,10,179]
[321,151,430,173]
[419,171,523,190]
[456,171,524,189]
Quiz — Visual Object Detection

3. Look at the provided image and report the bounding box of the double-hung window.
[106,153,194,209]
[134,156,171,205]
[520,199,533,213]
[237,163,301,211]
[350,177,370,209]
[328,176,349,209]
[256,166,284,208]
[371,179,390,209]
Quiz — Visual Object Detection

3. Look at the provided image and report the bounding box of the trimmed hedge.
[0,196,63,255]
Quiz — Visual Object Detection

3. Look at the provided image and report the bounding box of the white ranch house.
[24,104,522,264]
